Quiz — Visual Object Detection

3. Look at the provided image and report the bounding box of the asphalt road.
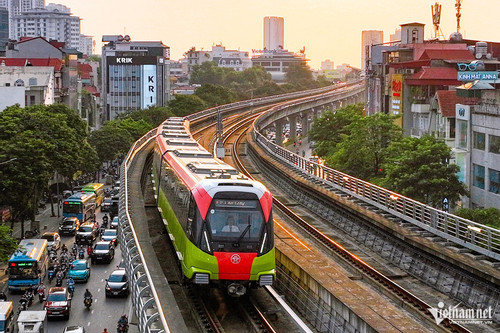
[8,205,136,333]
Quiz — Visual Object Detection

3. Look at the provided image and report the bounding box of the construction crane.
[431,2,445,39]
[455,0,463,33]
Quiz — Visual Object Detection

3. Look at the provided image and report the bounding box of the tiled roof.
[436,90,478,117]
[0,58,63,71]
[83,85,100,97]
[418,49,475,61]
[77,63,93,73]
[406,67,460,86]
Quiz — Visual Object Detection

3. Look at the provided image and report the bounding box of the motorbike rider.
[0,291,6,301]
[37,282,46,301]
[84,288,93,299]
[61,243,68,253]
[67,277,75,291]
[118,314,128,327]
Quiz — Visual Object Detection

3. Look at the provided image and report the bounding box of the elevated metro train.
[152,117,275,296]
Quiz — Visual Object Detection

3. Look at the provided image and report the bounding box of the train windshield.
[206,198,265,245]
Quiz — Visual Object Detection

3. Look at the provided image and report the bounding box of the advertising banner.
[142,65,157,108]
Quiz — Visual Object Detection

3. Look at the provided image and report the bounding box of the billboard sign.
[142,65,156,108]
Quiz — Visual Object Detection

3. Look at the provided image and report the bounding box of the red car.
[44,287,72,319]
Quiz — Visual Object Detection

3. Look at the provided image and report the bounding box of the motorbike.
[18,298,28,313]
[24,291,34,307]
[79,248,85,259]
[84,296,92,310]
[37,289,45,302]
[56,276,63,287]
[67,283,75,296]
[117,323,129,333]
[47,268,55,283]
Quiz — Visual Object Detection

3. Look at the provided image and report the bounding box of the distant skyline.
[59,0,500,69]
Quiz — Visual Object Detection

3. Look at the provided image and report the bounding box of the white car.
[64,326,85,333]
[41,232,61,250]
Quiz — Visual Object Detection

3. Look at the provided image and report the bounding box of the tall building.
[11,4,80,49]
[101,35,170,121]
[0,0,45,38]
[390,28,401,42]
[264,16,284,51]
[361,30,383,70]
[79,34,94,56]
[0,7,8,50]
[321,59,334,71]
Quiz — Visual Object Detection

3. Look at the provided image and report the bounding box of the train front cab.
[187,188,275,296]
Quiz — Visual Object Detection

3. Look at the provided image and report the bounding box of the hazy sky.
[60,0,499,69]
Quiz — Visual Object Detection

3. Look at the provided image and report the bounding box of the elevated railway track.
[119,81,500,332]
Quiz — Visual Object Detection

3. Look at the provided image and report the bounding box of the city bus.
[63,192,96,222]
[82,183,105,207]
[7,239,48,292]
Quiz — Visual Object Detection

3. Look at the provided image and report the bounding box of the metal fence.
[119,128,169,333]
[253,115,500,261]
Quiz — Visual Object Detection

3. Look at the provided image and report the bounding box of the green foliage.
[381,135,467,207]
[326,112,402,180]
[89,125,133,163]
[309,104,363,157]
[0,225,18,262]
[118,106,173,128]
[168,94,207,117]
[189,61,234,85]
[194,84,236,107]
[454,208,500,229]
[0,104,98,222]
[285,62,315,87]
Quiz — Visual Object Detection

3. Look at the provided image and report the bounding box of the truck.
[0,301,14,333]
[17,311,47,333]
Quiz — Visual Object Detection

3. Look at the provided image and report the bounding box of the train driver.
[222,215,240,232]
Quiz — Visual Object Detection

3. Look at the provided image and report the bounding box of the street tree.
[0,224,18,262]
[381,135,467,207]
[194,84,236,107]
[309,104,363,157]
[326,112,402,180]
[285,62,316,88]
[89,125,133,163]
[168,94,207,117]
[119,106,173,128]
[454,207,500,229]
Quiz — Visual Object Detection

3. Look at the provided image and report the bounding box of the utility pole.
[215,107,225,159]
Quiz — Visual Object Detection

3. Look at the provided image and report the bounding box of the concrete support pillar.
[275,119,284,146]
[288,114,297,141]
[301,113,309,136]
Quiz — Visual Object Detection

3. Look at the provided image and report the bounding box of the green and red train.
[152,117,275,296]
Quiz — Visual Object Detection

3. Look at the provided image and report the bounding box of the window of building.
[449,118,456,139]
[473,132,485,150]
[456,120,468,149]
[489,135,500,154]
[30,96,35,105]
[489,169,500,194]
[473,164,485,189]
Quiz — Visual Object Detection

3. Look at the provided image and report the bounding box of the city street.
[3,200,138,332]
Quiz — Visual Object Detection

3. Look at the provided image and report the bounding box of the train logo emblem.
[230,254,241,264]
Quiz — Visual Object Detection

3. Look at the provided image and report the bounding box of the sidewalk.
[0,204,63,292]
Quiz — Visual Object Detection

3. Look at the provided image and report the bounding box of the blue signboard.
[457,71,498,81]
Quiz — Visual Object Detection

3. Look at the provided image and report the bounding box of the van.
[0,301,14,333]
[17,311,47,333]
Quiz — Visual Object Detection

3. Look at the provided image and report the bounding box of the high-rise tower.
[361,30,383,70]
[264,16,284,51]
